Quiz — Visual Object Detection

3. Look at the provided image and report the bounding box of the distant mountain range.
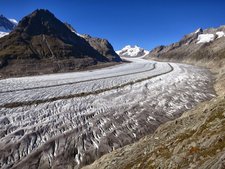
[117,26,225,65]
[116,45,149,58]
[0,14,17,38]
[0,9,121,78]
[117,25,225,61]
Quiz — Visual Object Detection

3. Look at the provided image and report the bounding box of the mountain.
[0,14,17,38]
[146,26,225,66]
[0,9,121,78]
[116,45,149,57]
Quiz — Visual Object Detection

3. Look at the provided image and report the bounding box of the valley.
[0,57,215,169]
[0,5,224,169]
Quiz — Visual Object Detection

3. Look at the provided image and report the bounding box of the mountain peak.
[28,9,53,18]
[33,8,51,13]
[195,28,203,34]
[16,9,69,36]
[29,9,58,21]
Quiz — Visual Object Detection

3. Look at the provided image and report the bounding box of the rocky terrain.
[0,9,121,78]
[146,26,225,65]
[65,23,121,62]
[83,27,225,169]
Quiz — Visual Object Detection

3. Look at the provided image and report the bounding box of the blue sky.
[1,0,225,50]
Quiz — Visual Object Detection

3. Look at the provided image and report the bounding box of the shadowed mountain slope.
[0,9,121,78]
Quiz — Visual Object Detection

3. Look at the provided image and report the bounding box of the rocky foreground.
[83,96,225,169]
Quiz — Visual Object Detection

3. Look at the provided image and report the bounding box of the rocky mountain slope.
[146,26,225,66]
[83,26,225,169]
[0,9,121,78]
[84,35,121,62]
[116,45,149,58]
[65,23,121,62]
[0,14,17,38]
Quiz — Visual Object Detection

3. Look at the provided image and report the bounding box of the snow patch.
[0,31,9,38]
[67,27,85,38]
[216,31,225,39]
[8,18,18,25]
[197,34,215,44]
[75,32,85,38]
[195,28,202,34]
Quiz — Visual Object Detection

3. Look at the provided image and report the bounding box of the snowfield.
[196,31,225,44]
[197,33,215,44]
[216,31,225,38]
[0,57,215,169]
[0,31,9,38]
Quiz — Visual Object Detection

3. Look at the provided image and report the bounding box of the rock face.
[0,9,121,78]
[147,26,225,65]
[65,23,121,62]
[84,35,121,62]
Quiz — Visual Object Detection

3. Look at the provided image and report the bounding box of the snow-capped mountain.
[8,18,18,25]
[116,45,149,58]
[0,14,17,38]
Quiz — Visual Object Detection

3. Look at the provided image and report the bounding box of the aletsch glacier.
[0,56,215,169]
